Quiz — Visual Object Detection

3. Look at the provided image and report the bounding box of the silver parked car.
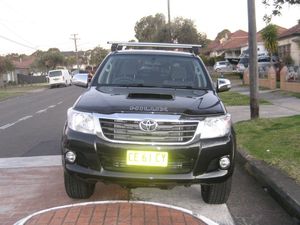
[213,61,232,72]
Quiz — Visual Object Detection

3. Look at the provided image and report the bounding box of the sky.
[0,0,299,55]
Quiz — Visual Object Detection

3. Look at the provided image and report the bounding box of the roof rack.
[107,41,202,55]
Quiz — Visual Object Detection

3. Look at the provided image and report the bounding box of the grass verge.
[219,91,271,106]
[234,115,300,184]
[277,90,300,99]
[0,83,48,102]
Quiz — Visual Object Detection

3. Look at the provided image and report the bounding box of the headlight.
[198,114,231,139]
[67,108,95,134]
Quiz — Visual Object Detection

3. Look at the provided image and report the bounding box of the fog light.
[65,151,76,163]
[219,156,230,169]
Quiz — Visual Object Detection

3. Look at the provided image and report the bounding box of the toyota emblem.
[139,119,158,132]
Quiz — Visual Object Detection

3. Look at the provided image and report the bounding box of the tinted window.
[258,57,270,62]
[94,54,210,89]
[49,71,62,77]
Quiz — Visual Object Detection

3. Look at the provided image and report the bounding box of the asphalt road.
[0,85,84,157]
[0,86,297,225]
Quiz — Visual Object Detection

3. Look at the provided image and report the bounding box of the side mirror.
[72,73,89,88]
[217,78,231,92]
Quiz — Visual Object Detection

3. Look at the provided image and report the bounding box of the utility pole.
[247,0,259,119]
[167,0,172,41]
[71,34,79,70]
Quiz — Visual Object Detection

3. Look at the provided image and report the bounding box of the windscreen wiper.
[161,85,205,90]
[117,83,157,88]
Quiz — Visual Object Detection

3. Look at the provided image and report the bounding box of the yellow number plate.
[126,150,168,167]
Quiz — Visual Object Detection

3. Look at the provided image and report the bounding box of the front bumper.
[61,125,236,187]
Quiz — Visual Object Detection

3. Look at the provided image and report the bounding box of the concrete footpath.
[227,83,300,122]
[227,83,300,222]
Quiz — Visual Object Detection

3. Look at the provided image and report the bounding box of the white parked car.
[213,61,232,72]
[48,69,72,88]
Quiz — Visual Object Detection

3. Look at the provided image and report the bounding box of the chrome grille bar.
[99,118,198,144]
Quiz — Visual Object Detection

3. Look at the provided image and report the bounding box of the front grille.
[99,119,198,143]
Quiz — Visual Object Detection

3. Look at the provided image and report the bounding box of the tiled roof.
[13,56,35,69]
[207,39,220,50]
[278,23,300,39]
[216,30,248,51]
[219,36,248,50]
[230,30,248,38]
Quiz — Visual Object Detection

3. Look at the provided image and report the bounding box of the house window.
[278,44,291,59]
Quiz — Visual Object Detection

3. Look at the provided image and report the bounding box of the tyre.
[64,171,95,199]
[201,177,232,204]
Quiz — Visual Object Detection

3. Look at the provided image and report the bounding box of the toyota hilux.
[62,42,235,204]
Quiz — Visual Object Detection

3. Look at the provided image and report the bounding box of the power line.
[0,22,36,47]
[0,34,38,51]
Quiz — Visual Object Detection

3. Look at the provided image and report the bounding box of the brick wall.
[243,66,276,90]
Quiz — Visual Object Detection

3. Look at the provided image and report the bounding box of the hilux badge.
[139,119,158,132]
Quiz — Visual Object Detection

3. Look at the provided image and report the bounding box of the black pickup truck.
[62,42,235,204]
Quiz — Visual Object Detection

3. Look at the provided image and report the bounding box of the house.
[207,30,248,60]
[221,30,249,60]
[3,56,36,84]
[206,25,288,64]
[278,20,300,66]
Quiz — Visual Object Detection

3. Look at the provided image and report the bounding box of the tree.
[260,24,278,62]
[34,49,65,71]
[172,17,208,46]
[64,55,77,69]
[89,47,109,67]
[0,56,14,87]
[215,29,231,41]
[134,14,209,47]
[0,56,14,74]
[134,13,171,43]
[262,0,300,22]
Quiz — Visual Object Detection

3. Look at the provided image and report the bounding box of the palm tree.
[261,24,278,64]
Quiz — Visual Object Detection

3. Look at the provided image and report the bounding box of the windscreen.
[49,71,62,77]
[95,54,210,89]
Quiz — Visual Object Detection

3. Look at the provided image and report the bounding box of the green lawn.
[234,115,300,184]
[278,90,300,99]
[0,84,48,101]
[219,91,271,106]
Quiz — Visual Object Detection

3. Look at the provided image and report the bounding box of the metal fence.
[258,65,269,79]
[287,66,300,82]
[17,74,47,84]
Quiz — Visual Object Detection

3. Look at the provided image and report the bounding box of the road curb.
[236,148,300,222]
